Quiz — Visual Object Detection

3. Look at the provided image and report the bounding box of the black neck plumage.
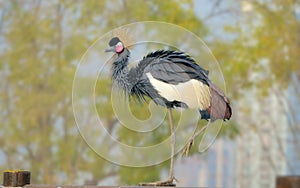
[111,48,132,94]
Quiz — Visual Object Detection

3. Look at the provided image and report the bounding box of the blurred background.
[0,0,299,188]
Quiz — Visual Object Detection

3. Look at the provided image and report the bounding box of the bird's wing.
[131,50,211,110]
[142,50,210,85]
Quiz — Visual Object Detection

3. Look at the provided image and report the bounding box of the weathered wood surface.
[23,186,209,188]
[24,186,199,188]
[276,176,300,188]
[24,185,204,188]
[3,170,30,187]
[0,170,206,188]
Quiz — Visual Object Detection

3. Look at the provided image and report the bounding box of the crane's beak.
[105,46,115,52]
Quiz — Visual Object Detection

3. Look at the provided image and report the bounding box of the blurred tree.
[0,0,109,184]
[211,0,300,178]
[213,0,299,97]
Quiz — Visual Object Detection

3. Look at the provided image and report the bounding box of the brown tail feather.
[208,83,232,121]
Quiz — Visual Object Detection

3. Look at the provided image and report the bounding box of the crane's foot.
[139,176,177,187]
[182,137,194,157]
[182,123,209,157]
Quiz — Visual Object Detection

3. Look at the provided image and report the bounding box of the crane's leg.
[167,108,176,183]
[182,120,210,157]
[139,108,176,187]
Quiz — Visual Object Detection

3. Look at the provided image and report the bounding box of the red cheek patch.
[116,45,123,53]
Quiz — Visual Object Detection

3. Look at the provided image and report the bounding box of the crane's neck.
[112,48,132,93]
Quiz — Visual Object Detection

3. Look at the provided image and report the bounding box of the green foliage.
[119,165,161,185]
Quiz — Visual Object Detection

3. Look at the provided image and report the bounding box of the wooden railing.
[2,170,300,188]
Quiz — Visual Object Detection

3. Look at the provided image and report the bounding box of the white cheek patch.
[146,73,211,110]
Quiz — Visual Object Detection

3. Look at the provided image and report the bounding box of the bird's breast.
[112,68,132,93]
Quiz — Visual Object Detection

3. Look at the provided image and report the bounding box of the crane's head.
[105,37,124,54]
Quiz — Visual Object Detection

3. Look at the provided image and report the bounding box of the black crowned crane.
[105,37,232,186]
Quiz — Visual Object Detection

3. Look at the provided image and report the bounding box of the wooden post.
[3,170,30,187]
[276,176,300,188]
